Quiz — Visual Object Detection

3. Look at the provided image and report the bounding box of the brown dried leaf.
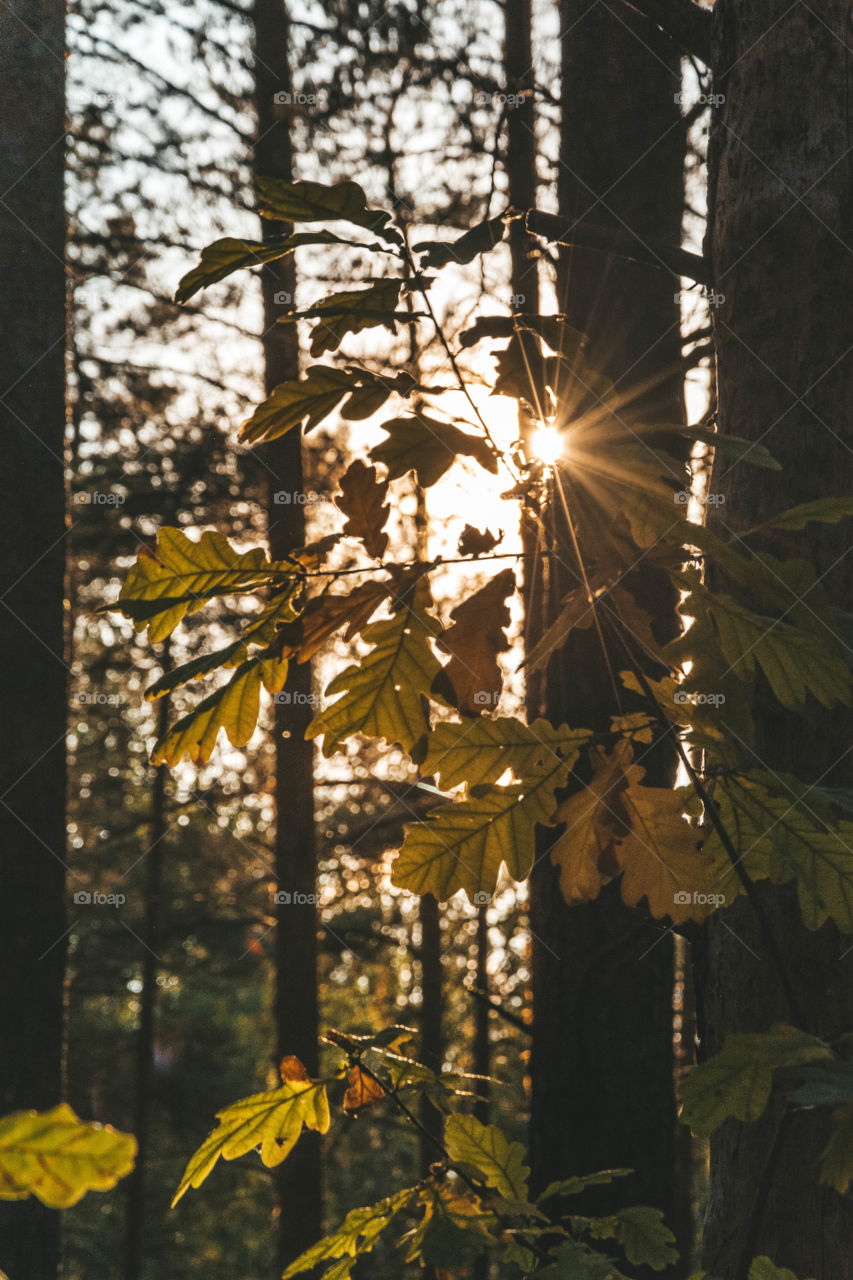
[279,1055,311,1084]
[278,582,389,663]
[336,459,389,559]
[342,1065,385,1115]
[436,568,515,713]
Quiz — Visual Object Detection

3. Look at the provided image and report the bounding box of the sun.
[529,424,564,466]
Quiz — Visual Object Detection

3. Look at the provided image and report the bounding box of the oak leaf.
[336,459,390,559]
[435,569,515,713]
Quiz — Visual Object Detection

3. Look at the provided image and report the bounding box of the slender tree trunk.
[0,0,67,1274]
[252,1,321,1270]
[504,0,546,718]
[528,0,686,1256]
[124,659,170,1280]
[701,4,853,1276]
[473,904,491,1126]
[418,892,444,1175]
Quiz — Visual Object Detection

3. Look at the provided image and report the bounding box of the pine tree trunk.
[528,0,686,1255]
[701,4,853,1275]
[251,2,321,1271]
[0,0,67,1274]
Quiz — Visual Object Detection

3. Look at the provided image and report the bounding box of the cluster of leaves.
[108,175,853,935]
[173,1026,678,1279]
[106,176,853,1260]
[172,1025,817,1280]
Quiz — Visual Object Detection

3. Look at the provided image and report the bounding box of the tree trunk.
[701,4,853,1276]
[418,892,444,1177]
[124,661,170,1280]
[251,1,321,1271]
[528,0,686,1254]
[0,0,67,1274]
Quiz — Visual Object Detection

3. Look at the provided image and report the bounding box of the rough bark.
[252,0,321,1270]
[701,4,853,1276]
[0,0,67,1274]
[528,0,686,1256]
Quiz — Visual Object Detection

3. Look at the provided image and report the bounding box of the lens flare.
[530,424,564,466]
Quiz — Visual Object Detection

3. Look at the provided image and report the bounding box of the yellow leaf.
[444,1114,529,1200]
[549,742,631,906]
[421,716,592,791]
[306,579,442,758]
[618,779,729,923]
[393,756,568,901]
[152,659,267,767]
[172,1078,330,1206]
[0,1104,136,1209]
[115,527,281,642]
[550,741,728,922]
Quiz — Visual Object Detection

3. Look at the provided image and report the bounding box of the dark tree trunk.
[700,4,853,1276]
[473,904,491,1126]
[0,0,67,1274]
[418,892,444,1175]
[252,1,321,1271]
[124,665,170,1280]
[528,0,686,1256]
